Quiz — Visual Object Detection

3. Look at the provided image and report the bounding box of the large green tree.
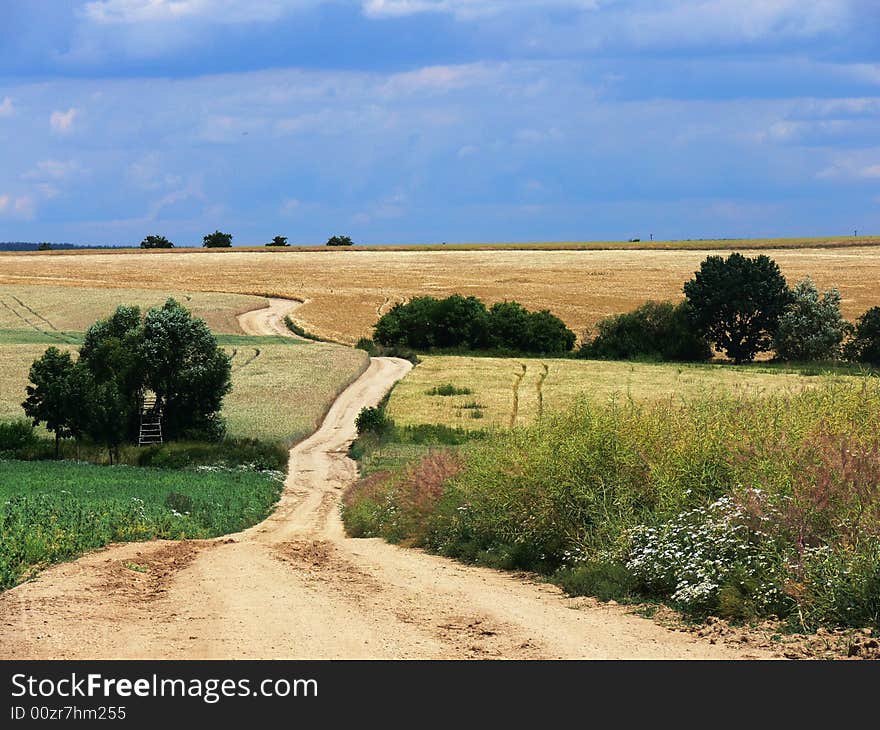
[140,234,174,249]
[139,299,232,440]
[683,253,791,363]
[774,278,848,362]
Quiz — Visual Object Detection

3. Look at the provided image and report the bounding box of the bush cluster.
[373,295,576,354]
[579,301,711,362]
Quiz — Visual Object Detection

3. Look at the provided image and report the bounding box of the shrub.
[0,420,37,453]
[684,252,791,363]
[488,301,576,353]
[355,337,376,354]
[326,235,353,246]
[845,306,880,366]
[774,278,848,362]
[355,406,394,436]
[427,383,473,396]
[579,300,711,362]
[266,235,289,247]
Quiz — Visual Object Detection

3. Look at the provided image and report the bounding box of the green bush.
[355,406,394,436]
[579,300,711,362]
[374,295,575,354]
[136,438,288,472]
[0,420,37,453]
[845,306,880,366]
[774,278,848,362]
[427,383,473,396]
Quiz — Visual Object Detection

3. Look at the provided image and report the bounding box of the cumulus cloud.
[50,108,79,133]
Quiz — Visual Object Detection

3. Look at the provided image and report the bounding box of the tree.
[139,299,232,440]
[140,234,174,249]
[266,235,289,247]
[37,242,52,251]
[326,235,353,247]
[844,307,880,366]
[374,295,489,350]
[524,310,577,353]
[203,230,233,248]
[683,253,791,363]
[774,278,848,362]
[22,347,75,458]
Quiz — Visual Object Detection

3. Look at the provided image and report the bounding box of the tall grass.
[343,378,880,630]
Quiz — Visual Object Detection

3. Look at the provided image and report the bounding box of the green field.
[0,459,283,589]
[0,328,368,446]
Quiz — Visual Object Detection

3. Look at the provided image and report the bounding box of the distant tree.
[22,347,76,458]
[524,310,577,353]
[139,299,232,440]
[326,235,353,247]
[774,278,848,362]
[266,235,289,247]
[579,301,712,362]
[37,242,52,251]
[203,230,233,248]
[844,306,880,366]
[683,253,791,363]
[140,234,174,249]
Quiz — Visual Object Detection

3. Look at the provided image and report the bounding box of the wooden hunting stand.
[138,392,163,446]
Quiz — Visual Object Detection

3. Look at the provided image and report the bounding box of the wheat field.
[385,355,862,430]
[2,246,878,344]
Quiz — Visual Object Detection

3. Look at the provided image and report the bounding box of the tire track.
[510,363,527,428]
[0,297,71,343]
[536,363,549,420]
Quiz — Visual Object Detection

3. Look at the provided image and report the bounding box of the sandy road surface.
[0,301,774,659]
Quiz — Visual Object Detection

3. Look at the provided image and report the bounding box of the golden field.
[0,284,265,335]
[2,244,879,344]
[385,355,862,430]
[0,338,368,445]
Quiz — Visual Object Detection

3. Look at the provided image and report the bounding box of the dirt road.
[0,300,774,659]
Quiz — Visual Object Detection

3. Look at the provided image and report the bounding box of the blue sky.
[1,0,879,246]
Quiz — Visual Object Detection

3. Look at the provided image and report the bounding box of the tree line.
[23,300,232,462]
[580,252,880,365]
[139,232,355,248]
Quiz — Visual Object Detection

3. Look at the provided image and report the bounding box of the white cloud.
[50,108,79,134]
[363,0,598,20]
[0,97,14,117]
[280,198,301,215]
[24,159,80,181]
[0,194,37,219]
[817,155,880,180]
[83,0,316,24]
[0,194,8,212]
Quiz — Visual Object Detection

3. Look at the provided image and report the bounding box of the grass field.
[0,284,265,335]
[2,245,878,345]
[0,332,369,445]
[384,355,865,430]
[0,459,283,589]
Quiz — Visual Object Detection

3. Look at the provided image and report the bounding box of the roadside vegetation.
[0,459,283,590]
[345,379,880,632]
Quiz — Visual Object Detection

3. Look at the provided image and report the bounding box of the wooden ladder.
[138,393,163,446]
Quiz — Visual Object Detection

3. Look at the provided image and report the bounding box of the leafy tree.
[488,301,531,350]
[774,278,848,362]
[140,234,174,249]
[85,378,130,464]
[374,295,490,350]
[78,304,145,440]
[683,253,791,363]
[579,301,711,362]
[326,235,353,247]
[525,310,576,353]
[203,230,233,248]
[22,347,76,458]
[139,299,232,440]
[266,235,289,247]
[844,307,880,366]
[37,242,52,251]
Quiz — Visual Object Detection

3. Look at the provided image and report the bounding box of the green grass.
[0,459,283,589]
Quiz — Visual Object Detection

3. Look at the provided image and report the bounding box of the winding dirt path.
[236,297,308,339]
[0,301,775,659]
